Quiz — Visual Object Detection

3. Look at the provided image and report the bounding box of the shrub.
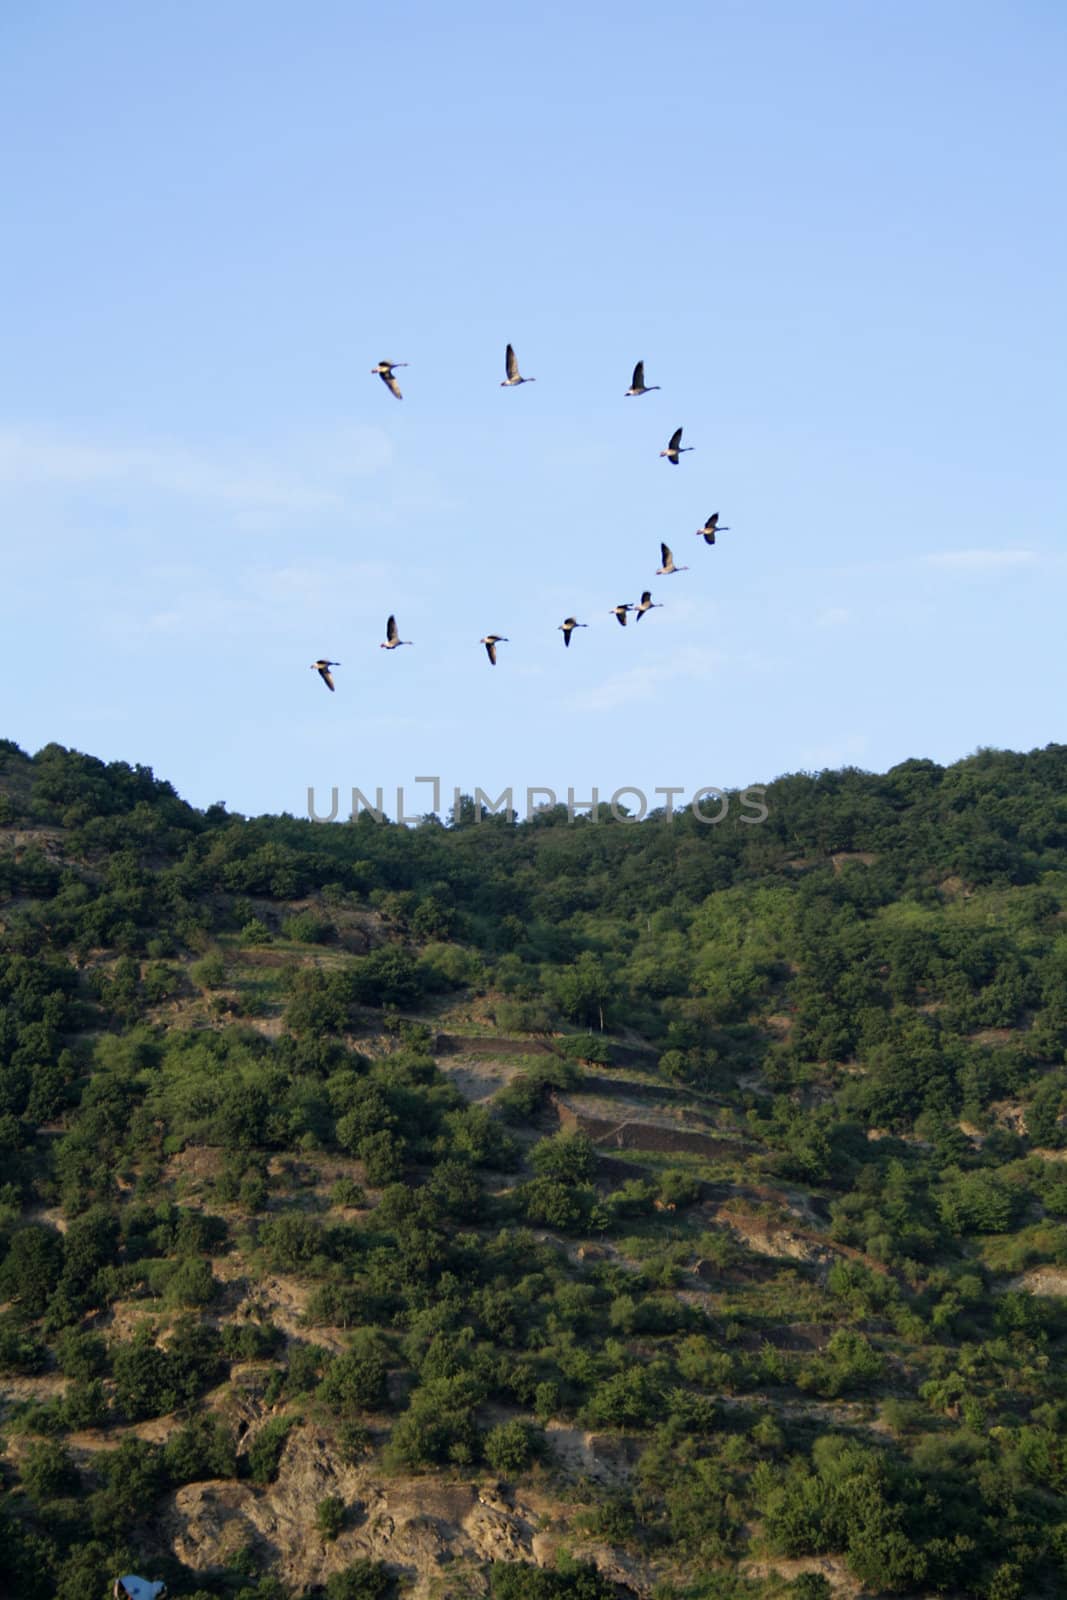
[518,1177,597,1232]
[489,1561,617,1599]
[386,1375,481,1469]
[325,1560,394,1600]
[317,1333,388,1414]
[92,1436,166,1534]
[164,1414,237,1483]
[559,1034,612,1065]
[316,1494,345,1540]
[62,1378,109,1430]
[0,1320,48,1375]
[484,1419,538,1476]
[583,1365,664,1428]
[495,1059,579,1122]
[348,946,424,1010]
[54,1328,108,1380]
[359,1129,406,1187]
[163,1315,225,1402]
[529,1132,597,1185]
[790,1578,832,1600]
[190,953,227,989]
[0,1225,64,1316]
[533,1381,560,1421]
[165,1256,217,1308]
[52,1541,123,1600]
[246,1415,295,1483]
[330,1176,366,1208]
[112,1325,176,1420]
[240,1172,270,1211]
[657,1168,701,1208]
[257,1213,326,1271]
[221,1320,284,1361]
[605,1178,658,1219]
[283,912,331,944]
[21,1440,79,1501]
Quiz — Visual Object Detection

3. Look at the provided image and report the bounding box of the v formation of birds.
[311,349,732,688]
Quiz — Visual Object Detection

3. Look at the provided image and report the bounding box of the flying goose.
[381,615,413,649]
[310,659,340,691]
[609,603,634,627]
[370,360,407,400]
[500,344,535,386]
[625,360,660,397]
[559,617,588,647]
[695,512,730,545]
[481,634,509,665]
[656,542,689,575]
[634,591,662,621]
[660,427,693,464]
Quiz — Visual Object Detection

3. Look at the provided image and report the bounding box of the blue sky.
[2,0,1064,818]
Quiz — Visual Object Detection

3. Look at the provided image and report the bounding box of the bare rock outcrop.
[160,1423,555,1598]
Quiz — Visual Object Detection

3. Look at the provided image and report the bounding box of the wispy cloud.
[816,606,851,627]
[798,734,870,771]
[0,422,393,514]
[569,646,729,713]
[105,558,396,644]
[922,549,1037,571]
[247,560,392,607]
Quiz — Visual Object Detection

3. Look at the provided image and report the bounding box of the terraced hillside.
[3,739,1067,1600]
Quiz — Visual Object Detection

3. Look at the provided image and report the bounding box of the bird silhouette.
[634,591,663,621]
[660,427,693,464]
[380,615,413,649]
[481,634,509,664]
[695,512,730,545]
[609,604,634,627]
[559,617,588,647]
[625,360,660,397]
[656,542,689,575]
[500,344,535,386]
[370,360,407,400]
[310,659,340,691]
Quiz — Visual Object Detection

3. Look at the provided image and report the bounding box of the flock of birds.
[310,348,732,690]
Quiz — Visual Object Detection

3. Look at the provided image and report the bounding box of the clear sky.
[2,1,1064,819]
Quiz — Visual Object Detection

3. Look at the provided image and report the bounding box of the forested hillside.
[3,738,1067,1600]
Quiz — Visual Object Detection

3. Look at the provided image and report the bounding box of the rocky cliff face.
[159,1422,652,1597]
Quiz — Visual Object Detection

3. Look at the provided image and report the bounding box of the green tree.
[246,1416,295,1483]
[519,1177,596,1232]
[387,1374,481,1469]
[528,1132,597,1184]
[553,952,615,1029]
[348,946,424,1010]
[163,1414,237,1484]
[112,1324,176,1420]
[0,1225,64,1315]
[1027,1077,1065,1146]
[317,1332,389,1414]
[790,1577,832,1600]
[584,1365,664,1428]
[359,1129,406,1186]
[325,1559,394,1600]
[62,1377,109,1430]
[54,1328,108,1379]
[91,1436,166,1536]
[21,1440,79,1501]
[316,1494,346,1540]
[165,1255,217,1308]
[484,1419,538,1476]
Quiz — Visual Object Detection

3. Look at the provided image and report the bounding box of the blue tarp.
[114,1579,167,1600]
